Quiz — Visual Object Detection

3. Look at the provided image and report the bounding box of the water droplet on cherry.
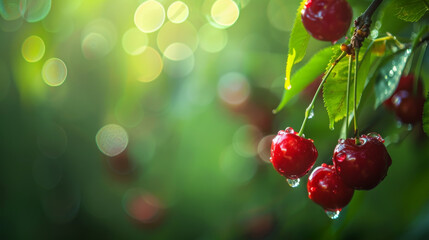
[325,209,340,219]
[285,127,295,134]
[336,153,346,162]
[286,178,300,188]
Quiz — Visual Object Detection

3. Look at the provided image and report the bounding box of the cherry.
[333,133,392,190]
[301,0,353,42]
[307,164,354,217]
[392,90,425,124]
[383,74,424,111]
[270,127,318,183]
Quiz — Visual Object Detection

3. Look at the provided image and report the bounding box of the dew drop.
[336,153,346,162]
[286,178,300,188]
[284,127,295,134]
[308,109,314,119]
[325,209,340,219]
[388,70,394,77]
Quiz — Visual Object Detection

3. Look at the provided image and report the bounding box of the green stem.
[353,48,360,144]
[346,55,353,134]
[298,52,347,136]
[414,42,428,95]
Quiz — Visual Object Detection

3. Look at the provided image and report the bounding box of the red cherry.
[270,127,318,180]
[307,164,354,213]
[383,74,424,110]
[301,0,353,42]
[333,133,392,190]
[392,90,425,124]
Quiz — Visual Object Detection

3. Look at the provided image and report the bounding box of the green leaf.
[374,48,413,108]
[284,0,310,90]
[424,93,429,136]
[274,47,333,113]
[392,0,429,22]
[323,42,375,129]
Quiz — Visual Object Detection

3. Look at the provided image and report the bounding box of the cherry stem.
[361,0,384,22]
[353,48,360,145]
[346,55,353,134]
[351,0,384,49]
[298,52,347,137]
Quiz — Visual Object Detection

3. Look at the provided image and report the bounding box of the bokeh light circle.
[134,0,165,33]
[19,0,52,23]
[163,42,193,61]
[81,19,117,59]
[122,27,149,55]
[157,21,199,55]
[199,23,228,53]
[81,33,109,59]
[167,1,189,24]
[257,134,275,163]
[131,47,163,83]
[96,124,128,157]
[210,0,240,28]
[123,189,164,225]
[42,58,67,87]
[21,35,45,62]
[217,72,250,106]
[0,0,21,20]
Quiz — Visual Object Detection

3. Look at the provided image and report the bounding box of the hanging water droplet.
[407,124,413,131]
[325,209,340,219]
[286,178,300,188]
[308,109,314,119]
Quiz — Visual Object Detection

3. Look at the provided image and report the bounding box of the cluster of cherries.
[269,0,427,219]
[270,74,425,219]
[270,127,391,219]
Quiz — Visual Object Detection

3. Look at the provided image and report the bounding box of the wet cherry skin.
[333,133,392,190]
[307,164,354,211]
[270,127,318,179]
[301,0,353,42]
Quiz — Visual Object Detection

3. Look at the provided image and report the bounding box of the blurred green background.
[1,0,429,239]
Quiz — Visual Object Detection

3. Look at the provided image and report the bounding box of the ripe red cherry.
[307,164,354,217]
[383,74,424,110]
[270,127,318,182]
[333,133,392,190]
[301,0,353,42]
[392,90,425,124]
